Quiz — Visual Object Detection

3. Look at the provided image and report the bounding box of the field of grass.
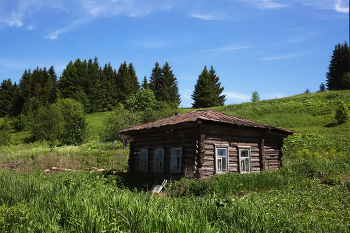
[0,90,350,232]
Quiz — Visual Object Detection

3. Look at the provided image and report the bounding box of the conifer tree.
[142,76,149,89]
[86,57,101,112]
[116,61,139,104]
[159,62,180,105]
[128,63,140,92]
[191,65,226,108]
[149,62,163,101]
[326,41,350,90]
[0,79,17,117]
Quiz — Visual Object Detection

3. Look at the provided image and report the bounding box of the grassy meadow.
[0,90,350,232]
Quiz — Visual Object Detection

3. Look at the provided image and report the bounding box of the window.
[154,148,164,173]
[239,147,251,174]
[171,147,182,173]
[139,149,148,173]
[215,145,229,173]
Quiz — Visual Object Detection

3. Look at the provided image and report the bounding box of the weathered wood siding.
[197,135,261,178]
[129,129,196,174]
[264,138,281,170]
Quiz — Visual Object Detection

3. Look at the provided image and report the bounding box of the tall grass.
[0,169,349,232]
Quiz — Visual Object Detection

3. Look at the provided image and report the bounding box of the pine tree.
[326,41,350,90]
[159,62,181,105]
[86,57,101,112]
[128,63,140,93]
[149,62,163,101]
[141,76,149,89]
[0,79,17,117]
[116,61,139,104]
[59,61,79,98]
[192,65,226,108]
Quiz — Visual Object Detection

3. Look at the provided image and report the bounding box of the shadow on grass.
[324,122,338,128]
[103,170,183,192]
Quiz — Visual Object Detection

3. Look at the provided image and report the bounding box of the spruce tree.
[116,61,139,104]
[142,76,149,89]
[0,79,17,117]
[159,62,181,106]
[326,41,350,90]
[86,57,101,112]
[128,62,140,93]
[149,62,163,101]
[59,61,79,98]
[192,65,226,108]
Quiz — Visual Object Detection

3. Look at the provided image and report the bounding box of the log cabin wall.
[129,128,197,175]
[264,138,282,170]
[198,134,261,178]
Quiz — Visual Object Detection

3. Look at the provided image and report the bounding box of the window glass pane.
[218,158,222,172]
[241,159,245,172]
[173,148,181,157]
[141,150,147,158]
[244,158,250,172]
[141,158,147,172]
[217,148,226,157]
[241,150,248,157]
[177,157,181,169]
[156,149,163,157]
[221,157,226,172]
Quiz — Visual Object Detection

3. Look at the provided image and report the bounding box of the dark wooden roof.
[119,109,294,135]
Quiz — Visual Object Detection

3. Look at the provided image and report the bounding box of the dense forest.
[0,57,182,117]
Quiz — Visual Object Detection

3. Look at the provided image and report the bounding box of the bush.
[0,117,11,146]
[12,113,27,132]
[28,99,87,146]
[335,100,348,124]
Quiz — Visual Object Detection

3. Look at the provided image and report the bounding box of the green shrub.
[323,174,343,185]
[335,100,348,124]
[0,117,11,146]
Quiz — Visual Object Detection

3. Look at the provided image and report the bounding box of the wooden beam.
[259,138,265,171]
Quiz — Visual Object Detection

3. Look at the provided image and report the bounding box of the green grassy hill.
[0,91,350,232]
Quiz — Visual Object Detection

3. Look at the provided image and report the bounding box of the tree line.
[0,57,183,118]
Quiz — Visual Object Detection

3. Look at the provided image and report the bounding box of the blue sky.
[0,0,349,107]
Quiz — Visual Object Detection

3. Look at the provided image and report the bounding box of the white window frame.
[153,148,164,173]
[139,149,148,173]
[215,144,229,174]
[238,146,251,174]
[170,147,182,174]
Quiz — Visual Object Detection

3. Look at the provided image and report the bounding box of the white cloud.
[190,13,223,20]
[196,45,251,54]
[335,0,349,13]
[260,53,303,60]
[223,91,250,100]
[27,25,35,30]
[45,17,90,40]
[239,0,289,9]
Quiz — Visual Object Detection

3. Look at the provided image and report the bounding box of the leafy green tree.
[335,100,348,125]
[326,41,350,90]
[57,99,87,145]
[103,104,140,149]
[192,65,226,108]
[304,88,311,94]
[0,117,12,146]
[28,99,87,146]
[251,91,260,102]
[29,104,64,146]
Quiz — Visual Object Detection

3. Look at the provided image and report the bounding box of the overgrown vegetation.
[0,90,350,232]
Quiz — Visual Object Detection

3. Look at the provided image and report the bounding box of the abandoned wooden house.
[119,110,294,179]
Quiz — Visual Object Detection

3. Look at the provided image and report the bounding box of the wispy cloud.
[45,17,91,40]
[27,25,35,30]
[335,0,349,13]
[196,45,251,54]
[239,0,289,9]
[260,53,303,60]
[223,91,250,101]
[190,13,223,20]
